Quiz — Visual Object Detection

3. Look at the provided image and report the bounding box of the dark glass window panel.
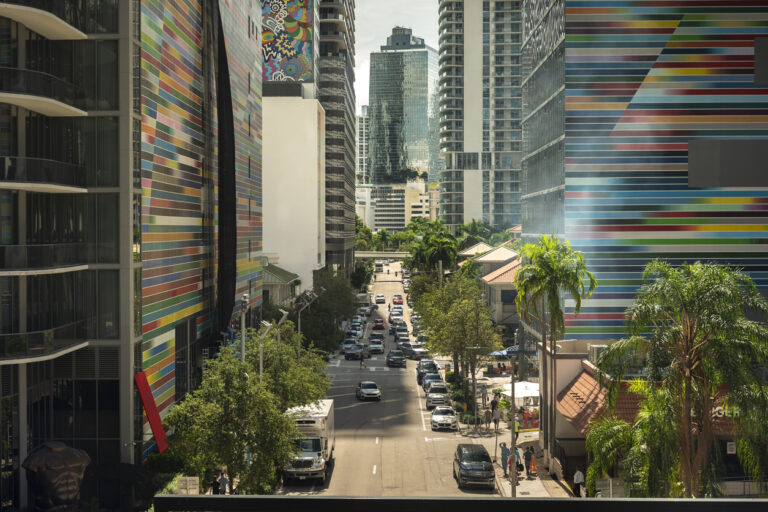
[98,270,119,338]
[53,379,74,438]
[98,194,118,263]
[74,381,97,438]
[97,118,119,186]
[96,41,118,110]
[97,380,119,438]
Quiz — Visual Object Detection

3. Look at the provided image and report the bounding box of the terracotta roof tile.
[481,259,521,285]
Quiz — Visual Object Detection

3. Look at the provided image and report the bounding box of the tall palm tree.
[593,261,768,497]
[457,219,492,249]
[514,235,597,469]
[426,234,458,272]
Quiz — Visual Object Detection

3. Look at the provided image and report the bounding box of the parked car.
[345,328,361,339]
[357,306,370,318]
[375,294,386,304]
[345,344,365,360]
[425,383,450,409]
[356,381,382,401]
[369,340,384,354]
[422,373,443,392]
[372,319,385,330]
[453,444,494,489]
[431,406,458,431]
[386,350,406,368]
[410,343,428,360]
[417,360,439,384]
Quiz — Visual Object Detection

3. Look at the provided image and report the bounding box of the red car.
[393,296,403,305]
[373,319,385,330]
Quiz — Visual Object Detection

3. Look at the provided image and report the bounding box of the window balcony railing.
[0,320,87,361]
[0,67,85,115]
[0,243,98,270]
[0,156,86,189]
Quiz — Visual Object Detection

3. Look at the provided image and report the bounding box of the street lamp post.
[240,294,249,363]
[510,364,517,497]
[276,309,289,344]
[258,320,272,382]
[296,287,325,336]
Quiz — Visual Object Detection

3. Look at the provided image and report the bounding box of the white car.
[425,382,450,409]
[356,381,382,401]
[375,294,386,304]
[431,406,458,431]
[369,340,384,354]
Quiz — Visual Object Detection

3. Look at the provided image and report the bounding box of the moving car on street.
[375,294,386,304]
[372,319,385,330]
[453,444,495,489]
[392,294,404,305]
[342,339,357,354]
[369,339,384,354]
[385,350,406,368]
[344,344,365,360]
[356,381,382,401]
[370,332,384,342]
[431,406,458,431]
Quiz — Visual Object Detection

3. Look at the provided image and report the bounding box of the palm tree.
[592,261,768,497]
[374,229,391,250]
[514,235,597,469]
[426,234,458,272]
[457,219,492,250]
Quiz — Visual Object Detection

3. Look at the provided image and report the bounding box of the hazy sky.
[353,0,438,114]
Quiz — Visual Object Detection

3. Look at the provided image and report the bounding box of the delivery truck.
[284,399,335,484]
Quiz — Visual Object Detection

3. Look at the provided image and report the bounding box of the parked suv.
[453,444,494,489]
[425,383,450,409]
[417,360,439,384]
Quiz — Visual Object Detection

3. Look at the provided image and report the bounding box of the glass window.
[74,380,97,438]
[53,380,74,438]
[98,270,119,338]
[98,380,119,438]
[98,194,118,263]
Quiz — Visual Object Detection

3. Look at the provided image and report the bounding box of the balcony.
[0,321,88,362]
[0,0,87,40]
[0,67,86,116]
[0,156,87,192]
[0,243,96,274]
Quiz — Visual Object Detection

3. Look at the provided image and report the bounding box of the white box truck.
[284,399,335,484]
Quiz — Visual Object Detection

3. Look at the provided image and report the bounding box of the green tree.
[589,261,768,497]
[373,229,391,250]
[457,219,492,250]
[454,255,482,280]
[514,235,597,463]
[426,234,458,271]
[350,259,374,290]
[162,345,299,494]
[296,269,356,353]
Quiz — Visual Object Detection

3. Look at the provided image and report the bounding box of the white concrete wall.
[263,96,326,290]
[463,0,483,153]
[463,169,483,223]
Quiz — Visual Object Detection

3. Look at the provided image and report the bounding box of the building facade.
[0,1,263,508]
[520,0,768,342]
[438,0,522,231]
[356,104,369,183]
[318,0,356,273]
[369,27,438,184]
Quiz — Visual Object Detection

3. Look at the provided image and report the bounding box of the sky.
[353,0,439,114]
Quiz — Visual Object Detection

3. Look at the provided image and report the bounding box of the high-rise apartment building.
[438,0,522,230]
[520,0,768,343]
[318,0,356,272]
[356,105,369,183]
[369,27,438,184]
[0,1,262,508]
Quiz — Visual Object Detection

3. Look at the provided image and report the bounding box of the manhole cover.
[520,491,530,495]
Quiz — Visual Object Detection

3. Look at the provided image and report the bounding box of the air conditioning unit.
[588,344,608,364]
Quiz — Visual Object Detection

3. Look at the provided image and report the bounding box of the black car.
[386,350,406,368]
[417,360,439,384]
[453,444,495,489]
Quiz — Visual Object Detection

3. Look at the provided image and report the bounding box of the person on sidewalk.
[484,408,492,431]
[492,406,501,432]
[210,475,220,495]
[573,468,585,498]
[490,395,498,412]
[523,446,533,478]
[481,384,488,407]
[218,471,229,495]
[500,442,511,478]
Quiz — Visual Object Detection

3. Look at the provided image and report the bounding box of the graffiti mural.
[262,0,315,82]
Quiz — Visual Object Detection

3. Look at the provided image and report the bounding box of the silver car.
[431,406,458,431]
[356,381,382,401]
[426,383,450,409]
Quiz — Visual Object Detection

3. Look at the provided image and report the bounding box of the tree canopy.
[588,261,768,497]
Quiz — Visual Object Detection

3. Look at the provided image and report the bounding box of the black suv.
[417,359,439,384]
[453,444,495,489]
[386,350,406,368]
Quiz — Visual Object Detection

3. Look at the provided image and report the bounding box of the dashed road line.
[372,465,377,475]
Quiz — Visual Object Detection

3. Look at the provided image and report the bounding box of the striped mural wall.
[562,0,768,340]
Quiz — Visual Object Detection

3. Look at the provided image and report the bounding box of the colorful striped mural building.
[139,0,262,453]
[521,0,768,341]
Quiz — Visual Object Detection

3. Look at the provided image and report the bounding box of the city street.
[279,262,498,497]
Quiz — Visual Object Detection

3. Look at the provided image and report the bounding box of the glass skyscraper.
[368,27,439,184]
[438,0,522,230]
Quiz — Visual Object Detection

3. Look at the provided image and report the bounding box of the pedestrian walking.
[481,384,488,407]
[523,446,533,478]
[359,357,366,369]
[499,442,511,477]
[515,447,522,474]
[483,408,492,431]
[210,475,220,495]
[573,468,585,498]
[218,471,229,495]
[492,406,501,432]
[490,396,498,412]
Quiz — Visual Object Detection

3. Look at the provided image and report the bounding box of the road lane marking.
[375,436,379,444]
[372,465,377,475]
[416,379,426,431]
[328,360,340,367]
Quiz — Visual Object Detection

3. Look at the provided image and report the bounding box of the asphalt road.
[278,262,499,497]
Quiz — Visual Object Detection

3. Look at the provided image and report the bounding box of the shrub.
[460,411,482,424]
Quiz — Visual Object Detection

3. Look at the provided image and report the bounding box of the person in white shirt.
[573,468,585,497]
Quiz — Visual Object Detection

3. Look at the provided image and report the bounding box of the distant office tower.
[319,0,356,273]
[438,0,522,230]
[0,2,262,509]
[357,182,428,233]
[369,27,439,184]
[520,0,768,341]
[357,105,370,183]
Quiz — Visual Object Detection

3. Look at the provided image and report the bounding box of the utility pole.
[240,293,249,363]
[258,321,272,382]
[438,259,443,287]
[510,363,517,496]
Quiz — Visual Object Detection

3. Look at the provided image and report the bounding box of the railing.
[0,156,86,188]
[0,243,97,269]
[0,0,86,32]
[0,67,84,109]
[0,320,87,360]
